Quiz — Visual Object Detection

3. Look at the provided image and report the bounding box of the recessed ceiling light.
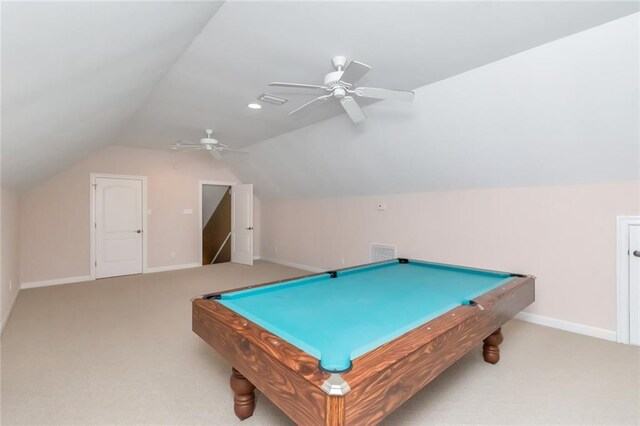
[247,103,262,109]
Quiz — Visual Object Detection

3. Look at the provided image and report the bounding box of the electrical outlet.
[170,251,176,258]
[9,280,12,290]
[274,246,279,254]
[341,257,346,265]
[377,203,387,211]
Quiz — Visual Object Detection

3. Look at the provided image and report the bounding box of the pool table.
[192,259,535,425]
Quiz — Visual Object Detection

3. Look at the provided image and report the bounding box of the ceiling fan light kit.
[269,56,415,123]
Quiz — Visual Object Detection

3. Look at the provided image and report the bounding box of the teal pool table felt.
[219,260,514,372]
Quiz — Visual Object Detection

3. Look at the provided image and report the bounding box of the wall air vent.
[258,93,288,105]
[370,243,397,263]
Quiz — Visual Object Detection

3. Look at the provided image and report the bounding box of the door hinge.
[95,261,97,267]
[94,222,97,228]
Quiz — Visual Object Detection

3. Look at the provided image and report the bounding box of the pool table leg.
[482,327,503,364]
[230,367,256,420]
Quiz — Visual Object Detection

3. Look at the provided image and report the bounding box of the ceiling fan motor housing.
[200,135,219,145]
[325,56,352,89]
[324,71,345,88]
[199,129,218,145]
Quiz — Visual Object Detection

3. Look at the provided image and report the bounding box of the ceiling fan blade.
[354,87,415,102]
[289,94,333,115]
[269,82,328,90]
[340,96,366,123]
[339,61,371,86]
[222,147,248,154]
[173,147,204,153]
[210,150,224,160]
[172,143,202,149]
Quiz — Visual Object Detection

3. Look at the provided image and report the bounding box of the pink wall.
[260,181,640,332]
[19,145,253,283]
[2,185,20,328]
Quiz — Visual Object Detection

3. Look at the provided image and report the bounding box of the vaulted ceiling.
[226,11,639,199]
[2,1,224,188]
[2,1,638,191]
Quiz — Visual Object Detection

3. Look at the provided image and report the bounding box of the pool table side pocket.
[192,299,331,425]
[342,276,535,425]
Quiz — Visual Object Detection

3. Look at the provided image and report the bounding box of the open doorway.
[199,180,254,267]
[201,184,232,265]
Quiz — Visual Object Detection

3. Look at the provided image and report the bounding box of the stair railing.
[211,232,232,264]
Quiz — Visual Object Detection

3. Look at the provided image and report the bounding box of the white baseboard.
[21,275,94,289]
[259,256,325,273]
[21,263,202,289]
[1,288,21,334]
[146,262,201,273]
[515,311,617,342]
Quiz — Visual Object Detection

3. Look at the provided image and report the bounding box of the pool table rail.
[340,275,534,424]
[192,265,535,425]
[193,297,332,424]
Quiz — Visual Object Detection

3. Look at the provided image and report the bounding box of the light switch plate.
[183,209,193,215]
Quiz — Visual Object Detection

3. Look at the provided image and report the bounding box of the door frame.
[90,173,148,280]
[616,215,640,344]
[198,180,239,265]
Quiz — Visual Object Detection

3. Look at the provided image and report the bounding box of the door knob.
[633,250,640,258]
[136,230,142,234]
[246,227,254,230]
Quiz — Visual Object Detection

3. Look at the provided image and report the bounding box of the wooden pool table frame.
[192,259,535,425]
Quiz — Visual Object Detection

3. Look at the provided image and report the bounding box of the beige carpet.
[1,261,638,425]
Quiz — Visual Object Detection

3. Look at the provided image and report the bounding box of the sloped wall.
[229,14,638,199]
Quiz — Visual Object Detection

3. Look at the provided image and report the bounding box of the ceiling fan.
[269,56,415,123]
[170,129,246,160]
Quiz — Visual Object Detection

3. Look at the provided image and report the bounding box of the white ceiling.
[226,13,639,199]
[119,1,638,149]
[2,1,638,191]
[1,1,223,188]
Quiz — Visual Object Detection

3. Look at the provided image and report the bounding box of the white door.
[630,225,640,345]
[231,184,254,266]
[95,177,143,278]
